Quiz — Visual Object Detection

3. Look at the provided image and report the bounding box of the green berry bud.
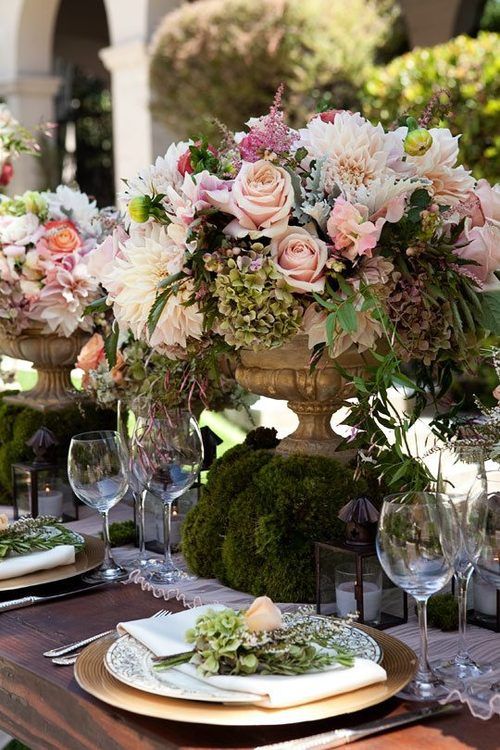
[404,128,433,157]
[128,195,150,223]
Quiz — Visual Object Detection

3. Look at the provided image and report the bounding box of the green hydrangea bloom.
[214,255,302,350]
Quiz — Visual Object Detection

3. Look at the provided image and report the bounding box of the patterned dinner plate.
[76,626,416,725]
[104,615,383,705]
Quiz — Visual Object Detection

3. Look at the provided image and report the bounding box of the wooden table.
[0,583,497,750]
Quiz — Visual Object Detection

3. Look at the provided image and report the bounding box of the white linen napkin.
[0,545,76,581]
[117,605,387,708]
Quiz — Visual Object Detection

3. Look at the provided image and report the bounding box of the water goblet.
[131,410,203,584]
[429,447,490,680]
[67,430,129,583]
[376,491,457,701]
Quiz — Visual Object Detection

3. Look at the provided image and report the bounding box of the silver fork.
[44,608,171,659]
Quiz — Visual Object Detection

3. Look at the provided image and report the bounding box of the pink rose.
[208,159,293,238]
[455,223,500,285]
[472,179,500,227]
[327,197,385,262]
[271,226,327,292]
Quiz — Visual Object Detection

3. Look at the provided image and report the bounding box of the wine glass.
[429,447,490,680]
[67,430,129,583]
[117,403,155,571]
[376,491,457,700]
[131,411,203,584]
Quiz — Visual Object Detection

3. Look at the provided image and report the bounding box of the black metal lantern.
[11,427,78,521]
[315,496,407,629]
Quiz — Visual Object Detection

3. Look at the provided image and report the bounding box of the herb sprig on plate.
[153,607,355,677]
[0,516,84,559]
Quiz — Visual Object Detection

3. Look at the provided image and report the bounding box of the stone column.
[0,74,60,193]
[100,42,175,200]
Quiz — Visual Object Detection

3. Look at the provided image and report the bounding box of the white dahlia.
[297,112,396,195]
[43,185,98,234]
[405,128,474,205]
[112,222,187,342]
[120,141,192,204]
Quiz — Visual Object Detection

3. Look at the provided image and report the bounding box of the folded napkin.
[0,545,76,581]
[118,605,387,709]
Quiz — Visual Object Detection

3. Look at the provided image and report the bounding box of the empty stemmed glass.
[67,430,129,583]
[430,447,490,680]
[376,491,457,701]
[131,411,203,584]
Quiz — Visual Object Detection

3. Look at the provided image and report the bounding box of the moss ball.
[182,445,384,602]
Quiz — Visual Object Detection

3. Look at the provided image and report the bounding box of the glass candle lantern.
[315,540,408,629]
[11,427,79,521]
[466,573,499,633]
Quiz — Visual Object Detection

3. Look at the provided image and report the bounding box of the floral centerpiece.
[87,89,500,469]
[0,186,118,409]
[0,103,42,188]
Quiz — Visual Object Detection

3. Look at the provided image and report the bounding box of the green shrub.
[150,0,399,138]
[362,33,500,182]
[182,444,386,602]
[0,393,116,504]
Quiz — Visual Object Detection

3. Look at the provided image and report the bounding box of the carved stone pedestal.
[235,335,369,461]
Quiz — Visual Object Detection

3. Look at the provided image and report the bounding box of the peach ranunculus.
[244,596,282,632]
[327,197,385,262]
[42,220,82,255]
[76,333,106,381]
[207,159,293,239]
[456,223,500,286]
[271,226,328,293]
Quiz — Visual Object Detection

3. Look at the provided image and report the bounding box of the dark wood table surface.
[0,582,498,750]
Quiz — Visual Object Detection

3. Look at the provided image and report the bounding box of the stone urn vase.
[235,334,369,461]
[0,327,89,412]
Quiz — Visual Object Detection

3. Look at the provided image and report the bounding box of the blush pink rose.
[271,226,327,292]
[327,197,386,262]
[208,159,293,238]
[455,223,500,284]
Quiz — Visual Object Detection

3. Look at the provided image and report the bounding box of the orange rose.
[44,220,82,254]
[76,334,105,384]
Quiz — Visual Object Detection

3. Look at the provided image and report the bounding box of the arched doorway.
[53,0,114,206]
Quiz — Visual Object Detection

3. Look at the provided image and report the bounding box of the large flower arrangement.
[0,186,117,338]
[88,91,500,467]
[0,104,42,187]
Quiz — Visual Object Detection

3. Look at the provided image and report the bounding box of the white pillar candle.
[473,578,498,617]
[38,488,63,519]
[335,580,382,622]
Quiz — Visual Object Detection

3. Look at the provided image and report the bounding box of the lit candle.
[335,580,382,622]
[38,484,63,519]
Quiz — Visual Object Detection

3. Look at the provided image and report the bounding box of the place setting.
[0,9,499,748]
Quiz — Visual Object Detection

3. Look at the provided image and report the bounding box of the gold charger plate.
[74,626,416,726]
[0,535,105,592]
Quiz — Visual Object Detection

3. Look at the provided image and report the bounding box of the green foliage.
[0,393,116,504]
[426,593,459,632]
[362,33,500,182]
[150,0,399,138]
[107,520,136,548]
[182,444,386,602]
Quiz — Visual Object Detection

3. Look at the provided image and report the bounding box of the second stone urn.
[235,334,369,461]
[0,327,89,412]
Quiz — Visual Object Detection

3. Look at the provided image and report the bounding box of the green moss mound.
[183,444,384,602]
[0,392,116,504]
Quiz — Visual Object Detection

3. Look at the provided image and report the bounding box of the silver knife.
[255,703,461,750]
[0,579,112,613]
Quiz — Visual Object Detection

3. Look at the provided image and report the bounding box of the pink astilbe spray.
[239,84,296,162]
